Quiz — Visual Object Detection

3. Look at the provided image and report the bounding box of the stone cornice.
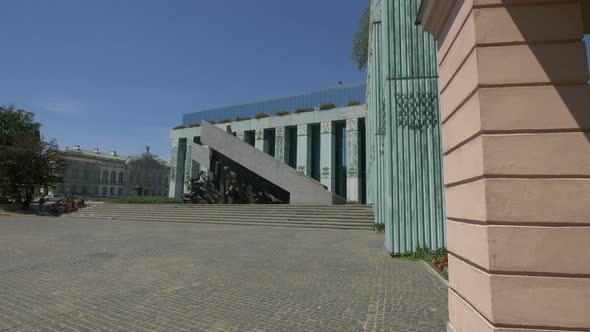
[417,0,459,40]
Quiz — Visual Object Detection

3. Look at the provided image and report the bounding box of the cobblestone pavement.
[0,217,447,332]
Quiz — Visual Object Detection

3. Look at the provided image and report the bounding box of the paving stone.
[0,216,447,331]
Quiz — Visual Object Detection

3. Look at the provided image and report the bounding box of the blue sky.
[1,2,589,160]
[0,0,368,160]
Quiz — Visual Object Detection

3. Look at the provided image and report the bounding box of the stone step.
[65,215,373,230]
[70,204,375,231]
[85,205,372,211]
[80,209,373,218]
[68,213,373,224]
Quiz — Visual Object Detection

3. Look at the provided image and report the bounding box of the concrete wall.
[420,0,590,331]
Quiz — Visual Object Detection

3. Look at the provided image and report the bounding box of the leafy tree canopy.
[0,105,62,209]
[352,7,371,71]
[0,104,40,146]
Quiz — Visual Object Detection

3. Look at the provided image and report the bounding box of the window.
[585,35,590,79]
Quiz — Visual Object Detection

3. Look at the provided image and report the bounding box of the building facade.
[56,146,169,198]
[169,84,368,203]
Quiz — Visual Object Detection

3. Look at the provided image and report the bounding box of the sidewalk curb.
[420,260,448,288]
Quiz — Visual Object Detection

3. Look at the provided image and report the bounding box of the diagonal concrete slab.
[199,121,345,205]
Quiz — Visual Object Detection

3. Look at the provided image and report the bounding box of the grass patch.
[218,118,232,124]
[236,116,251,122]
[276,111,290,116]
[347,101,362,106]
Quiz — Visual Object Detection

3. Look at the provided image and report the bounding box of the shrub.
[399,244,448,260]
[347,101,362,106]
[295,108,314,114]
[276,111,290,116]
[255,113,270,119]
[187,123,200,128]
[173,125,186,130]
[206,120,216,124]
[373,223,385,233]
[236,116,252,122]
[319,103,337,110]
[218,118,232,124]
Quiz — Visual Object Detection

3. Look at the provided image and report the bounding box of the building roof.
[182,83,367,126]
[64,149,128,162]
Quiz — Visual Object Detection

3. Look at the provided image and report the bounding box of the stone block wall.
[420,0,590,330]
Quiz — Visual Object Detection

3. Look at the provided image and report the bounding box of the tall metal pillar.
[320,122,336,192]
[169,138,186,198]
[275,126,289,164]
[296,124,312,176]
[346,119,362,202]
[254,129,268,153]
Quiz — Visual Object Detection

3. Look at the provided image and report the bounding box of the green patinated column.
[296,124,312,176]
[382,0,445,254]
[183,138,200,193]
[320,121,335,192]
[346,118,362,202]
[274,127,289,164]
[254,129,268,153]
[169,138,186,198]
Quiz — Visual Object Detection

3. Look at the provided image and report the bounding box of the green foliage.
[255,113,269,119]
[101,196,183,204]
[399,244,448,261]
[373,223,385,233]
[319,103,337,110]
[276,111,290,116]
[236,116,251,122]
[347,101,362,106]
[352,7,370,71]
[0,105,63,209]
[0,105,41,146]
[187,123,200,128]
[295,108,314,114]
[218,118,232,124]
[173,125,186,130]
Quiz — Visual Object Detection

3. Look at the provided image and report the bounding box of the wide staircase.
[65,204,375,231]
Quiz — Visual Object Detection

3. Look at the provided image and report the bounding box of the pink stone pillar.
[419,1,590,331]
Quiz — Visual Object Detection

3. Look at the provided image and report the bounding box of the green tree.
[352,7,370,71]
[0,105,40,145]
[0,105,62,209]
